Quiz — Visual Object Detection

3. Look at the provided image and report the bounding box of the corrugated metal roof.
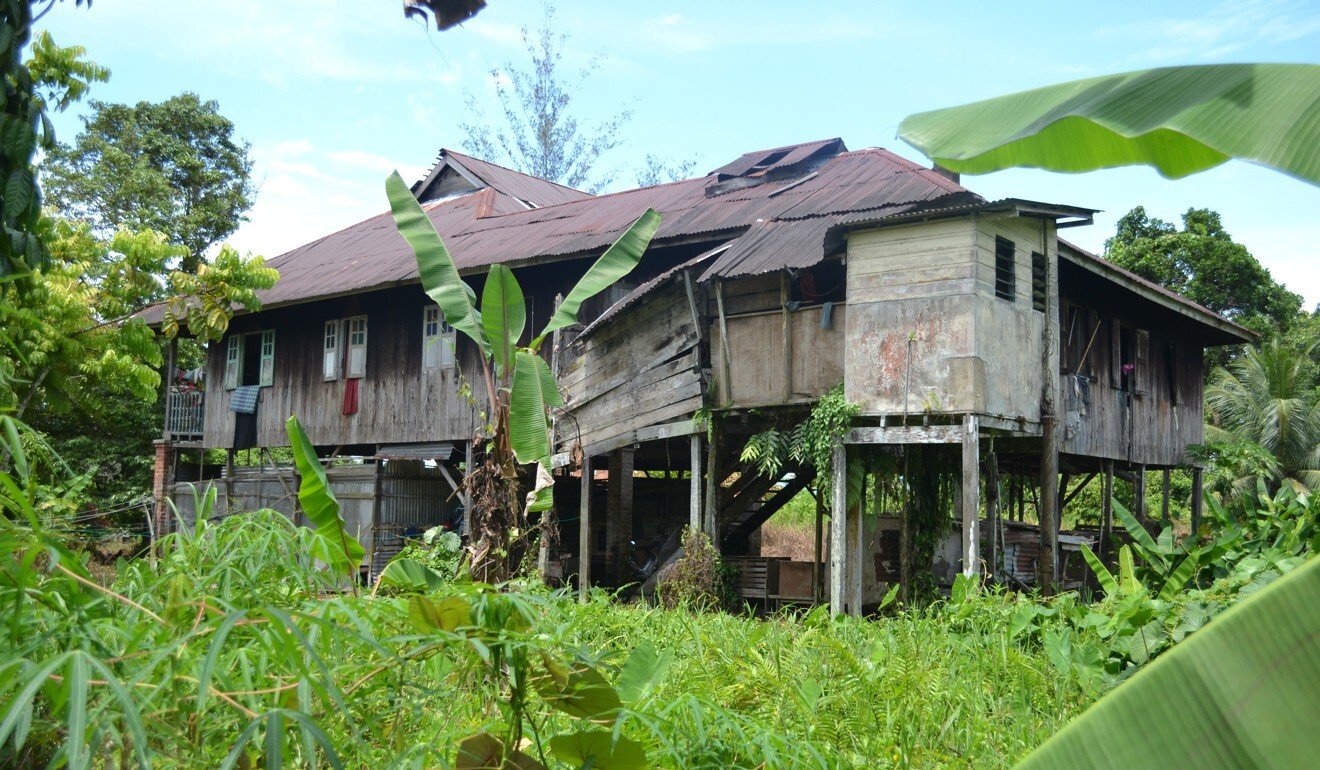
[441,150,594,207]
[141,140,1079,325]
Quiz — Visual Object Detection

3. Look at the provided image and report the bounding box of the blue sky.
[38,0,1320,306]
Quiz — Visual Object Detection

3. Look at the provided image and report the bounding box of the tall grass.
[1,504,1100,768]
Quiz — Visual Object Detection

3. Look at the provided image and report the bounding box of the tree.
[43,93,255,272]
[1104,206,1303,337]
[1204,339,1320,494]
[634,154,696,188]
[1,4,100,279]
[459,2,630,193]
[0,216,278,423]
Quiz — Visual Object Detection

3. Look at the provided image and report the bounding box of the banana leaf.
[1016,556,1320,769]
[385,171,487,354]
[509,351,558,465]
[899,64,1320,185]
[535,208,661,345]
[286,415,365,577]
[481,264,525,380]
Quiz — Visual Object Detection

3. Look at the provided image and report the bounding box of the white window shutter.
[422,306,441,370]
[439,330,456,368]
[347,316,367,379]
[323,320,340,381]
[225,335,242,390]
[259,330,276,387]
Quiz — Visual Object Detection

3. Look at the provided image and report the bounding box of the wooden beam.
[578,457,592,602]
[1061,472,1098,510]
[1038,219,1061,593]
[370,456,384,579]
[850,475,864,615]
[961,415,980,577]
[689,434,702,531]
[781,271,792,404]
[605,448,635,584]
[715,279,734,406]
[583,419,699,457]
[813,492,824,602]
[1134,463,1148,527]
[829,443,848,615]
[985,447,999,580]
[463,441,474,536]
[1190,467,1204,537]
[845,425,963,445]
[704,418,720,537]
[1100,461,1114,561]
[1161,468,1172,528]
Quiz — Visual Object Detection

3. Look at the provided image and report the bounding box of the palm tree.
[1205,339,1320,494]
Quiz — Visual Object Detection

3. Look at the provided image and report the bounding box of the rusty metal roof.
[139,140,1044,325]
[191,141,981,314]
[416,149,594,208]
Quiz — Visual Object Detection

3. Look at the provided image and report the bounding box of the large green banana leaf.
[286,415,365,577]
[481,264,525,380]
[899,64,1320,185]
[509,351,561,465]
[535,208,661,345]
[385,171,487,354]
[1016,556,1320,769]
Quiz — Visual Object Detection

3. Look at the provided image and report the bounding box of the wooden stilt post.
[689,434,702,532]
[1100,460,1114,561]
[704,419,720,538]
[578,456,592,602]
[1190,467,1204,540]
[1038,221,1061,593]
[370,454,384,581]
[850,474,865,615]
[463,441,474,537]
[605,448,635,585]
[899,449,913,603]
[1134,463,1148,528]
[985,445,999,581]
[813,491,824,603]
[224,448,235,518]
[829,443,847,616]
[962,415,981,577]
[1161,468,1171,528]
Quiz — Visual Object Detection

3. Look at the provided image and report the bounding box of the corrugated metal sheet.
[139,141,985,324]
[443,150,594,207]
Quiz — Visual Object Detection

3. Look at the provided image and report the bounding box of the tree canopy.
[43,92,255,272]
[1104,206,1303,337]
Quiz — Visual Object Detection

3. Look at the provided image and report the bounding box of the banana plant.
[1108,498,1238,599]
[385,171,659,575]
[286,414,365,580]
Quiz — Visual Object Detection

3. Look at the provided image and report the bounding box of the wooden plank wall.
[711,304,846,407]
[204,284,489,448]
[558,281,703,453]
[1057,279,1206,466]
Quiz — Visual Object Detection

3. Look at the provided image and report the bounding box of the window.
[346,315,367,379]
[1112,322,1149,395]
[223,330,275,389]
[1031,252,1047,312]
[225,335,242,390]
[323,321,340,381]
[994,236,1016,302]
[422,305,456,370]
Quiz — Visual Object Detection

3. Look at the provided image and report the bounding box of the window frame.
[346,315,368,379]
[422,305,456,371]
[994,236,1016,302]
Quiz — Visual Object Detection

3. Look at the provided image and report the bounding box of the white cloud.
[1098,0,1320,63]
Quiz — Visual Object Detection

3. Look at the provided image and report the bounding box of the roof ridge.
[442,148,593,196]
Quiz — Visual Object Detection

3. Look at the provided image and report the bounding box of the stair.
[720,467,815,549]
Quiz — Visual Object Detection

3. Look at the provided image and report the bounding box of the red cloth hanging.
[342,377,360,415]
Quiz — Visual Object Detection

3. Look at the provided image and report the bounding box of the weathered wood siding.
[844,215,1050,423]
[1057,263,1206,466]
[712,304,846,407]
[558,282,703,453]
[203,284,486,448]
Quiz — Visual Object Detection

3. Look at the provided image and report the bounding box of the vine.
[738,384,861,507]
